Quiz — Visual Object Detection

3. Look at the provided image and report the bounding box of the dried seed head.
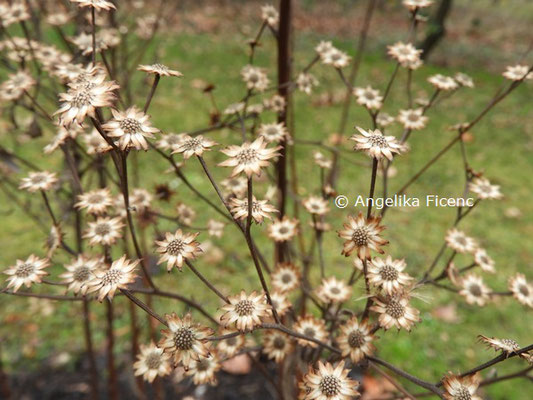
[348,330,365,349]
[120,118,142,134]
[351,226,370,246]
[386,299,405,319]
[166,239,184,255]
[174,327,195,350]
[319,375,341,396]
[234,300,255,316]
[380,265,399,281]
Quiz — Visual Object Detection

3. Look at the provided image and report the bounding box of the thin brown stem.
[143,74,160,113]
[105,300,118,400]
[91,7,96,67]
[185,260,229,303]
[82,298,100,400]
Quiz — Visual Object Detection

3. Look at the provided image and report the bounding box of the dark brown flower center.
[31,174,47,183]
[278,226,289,234]
[235,300,255,316]
[518,284,530,297]
[73,266,91,282]
[265,126,280,137]
[120,118,142,134]
[101,269,123,285]
[145,352,162,369]
[479,184,492,193]
[273,336,286,350]
[16,263,35,278]
[240,200,261,214]
[380,265,399,281]
[166,239,184,255]
[94,223,111,236]
[455,386,472,400]
[72,90,92,107]
[303,327,316,338]
[407,113,420,122]
[88,194,104,204]
[319,375,341,396]
[348,330,365,348]
[153,63,168,72]
[469,284,482,297]
[330,52,342,61]
[196,358,211,371]
[351,226,369,246]
[399,46,412,56]
[281,273,293,284]
[236,148,259,164]
[248,72,260,83]
[455,236,467,246]
[386,299,405,319]
[330,286,341,295]
[501,339,519,350]
[174,327,195,350]
[363,91,375,100]
[183,138,202,151]
[165,135,181,145]
[369,134,388,147]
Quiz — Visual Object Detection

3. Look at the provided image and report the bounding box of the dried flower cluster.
[0,1,531,399]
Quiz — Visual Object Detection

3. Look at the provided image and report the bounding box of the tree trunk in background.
[419,0,453,60]
[275,0,292,263]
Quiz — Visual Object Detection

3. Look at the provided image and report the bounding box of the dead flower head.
[138,63,183,77]
[155,229,202,271]
[4,255,49,293]
[303,360,359,400]
[338,212,388,259]
[86,255,139,302]
[370,292,420,331]
[459,274,491,306]
[271,262,301,293]
[263,330,294,363]
[158,312,213,368]
[84,216,124,246]
[19,171,58,192]
[337,318,376,363]
[133,342,172,383]
[229,196,278,224]
[75,188,113,215]
[60,255,103,295]
[445,228,477,254]
[219,137,280,177]
[220,290,271,332]
[293,315,328,348]
[351,127,402,161]
[508,274,533,308]
[442,373,482,400]
[267,216,299,242]
[368,256,413,294]
[172,134,217,159]
[103,107,159,151]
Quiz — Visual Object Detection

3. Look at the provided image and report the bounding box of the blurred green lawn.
[1,29,532,399]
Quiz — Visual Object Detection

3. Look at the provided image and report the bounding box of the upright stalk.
[275,0,292,263]
[105,300,118,400]
[119,152,156,288]
[329,0,376,186]
[91,7,97,66]
[83,298,100,400]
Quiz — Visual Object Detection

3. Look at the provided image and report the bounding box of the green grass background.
[1,20,532,400]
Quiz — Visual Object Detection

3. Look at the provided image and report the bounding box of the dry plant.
[0,0,532,399]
